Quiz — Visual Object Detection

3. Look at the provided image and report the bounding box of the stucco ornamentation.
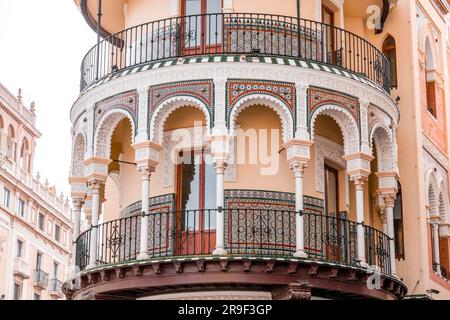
[71,132,87,177]
[94,91,138,133]
[228,94,294,143]
[150,96,211,144]
[370,123,395,172]
[314,135,346,193]
[94,110,135,158]
[310,105,360,155]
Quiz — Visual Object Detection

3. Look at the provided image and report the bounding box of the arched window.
[425,37,437,118]
[6,125,15,160]
[20,138,30,172]
[382,35,398,89]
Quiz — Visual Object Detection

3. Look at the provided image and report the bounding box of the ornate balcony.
[67,208,406,300]
[34,270,49,290]
[80,13,390,93]
[49,279,64,299]
[13,258,30,280]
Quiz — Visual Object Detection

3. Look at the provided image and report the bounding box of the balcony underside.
[66,257,406,300]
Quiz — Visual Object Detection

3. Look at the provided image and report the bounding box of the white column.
[384,195,397,277]
[71,198,83,272]
[138,167,151,260]
[354,177,368,267]
[292,162,308,258]
[432,223,441,275]
[213,160,227,255]
[87,181,101,269]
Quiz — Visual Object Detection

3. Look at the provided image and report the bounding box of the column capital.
[382,194,396,208]
[69,176,87,199]
[209,134,232,170]
[84,157,110,183]
[344,152,374,180]
[72,197,85,211]
[289,160,308,177]
[283,139,314,164]
[359,98,370,108]
[351,175,368,190]
[132,140,162,169]
[87,179,104,192]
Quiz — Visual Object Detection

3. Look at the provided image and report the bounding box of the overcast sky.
[0,0,96,197]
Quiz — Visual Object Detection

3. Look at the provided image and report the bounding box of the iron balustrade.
[80,13,390,92]
[75,209,391,275]
[50,279,63,293]
[34,269,49,288]
[365,225,391,275]
[75,229,91,271]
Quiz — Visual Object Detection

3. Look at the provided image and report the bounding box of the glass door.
[324,165,342,262]
[181,0,223,55]
[176,150,217,255]
[322,5,339,65]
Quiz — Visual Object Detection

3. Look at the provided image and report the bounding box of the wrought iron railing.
[50,279,63,294]
[76,209,391,275]
[80,13,390,92]
[34,270,49,288]
[433,261,449,281]
[365,225,391,275]
[75,229,91,271]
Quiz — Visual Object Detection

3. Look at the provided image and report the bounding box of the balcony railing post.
[291,161,308,258]
[71,198,84,273]
[383,194,397,277]
[137,166,152,260]
[431,222,442,276]
[87,180,102,269]
[352,176,369,267]
[213,159,227,255]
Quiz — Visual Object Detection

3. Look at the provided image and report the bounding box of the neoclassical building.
[65,0,450,300]
[0,82,72,300]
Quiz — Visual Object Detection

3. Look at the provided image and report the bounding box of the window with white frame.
[16,239,23,258]
[38,212,45,231]
[3,188,10,208]
[18,199,25,218]
[54,224,60,242]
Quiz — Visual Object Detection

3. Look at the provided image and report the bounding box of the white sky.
[0,0,96,197]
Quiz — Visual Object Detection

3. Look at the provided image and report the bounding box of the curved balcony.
[80,13,390,93]
[68,209,406,300]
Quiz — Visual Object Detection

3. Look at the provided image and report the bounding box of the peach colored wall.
[125,0,173,29]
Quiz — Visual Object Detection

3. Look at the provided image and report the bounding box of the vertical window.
[54,225,60,242]
[325,165,339,217]
[18,199,25,218]
[424,37,437,118]
[16,239,23,258]
[13,283,22,300]
[382,35,398,89]
[34,293,41,300]
[62,230,67,246]
[393,185,405,259]
[53,262,59,281]
[38,212,45,231]
[3,188,10,208]
[6,125,15,160]
[36,252,42,271]
[181,0,222,51]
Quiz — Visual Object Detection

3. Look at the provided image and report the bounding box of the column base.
[137,253,150,261]
[293,250,308,259]
[212,247,228,256]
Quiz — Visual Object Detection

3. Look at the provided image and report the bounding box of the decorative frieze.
[149,80,214,121]
[227,79,296,117]
[307,87,360,127]
[94,91,138,132]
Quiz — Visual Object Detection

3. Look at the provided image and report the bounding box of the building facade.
[0,82,72,300]
[65,0,450,300]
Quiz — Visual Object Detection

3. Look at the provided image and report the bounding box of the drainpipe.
[297,0,301,58]
[95,0,103,80]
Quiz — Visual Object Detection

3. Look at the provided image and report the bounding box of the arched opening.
[382,35,397,89]
[231,105,292,192]
[102,117,138,223]
[19,138,30,172]
[424,36,437,117]
[6,125,15,160]
[163,105,213,256]
[72,134,86,177]
[312,114,349,262]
